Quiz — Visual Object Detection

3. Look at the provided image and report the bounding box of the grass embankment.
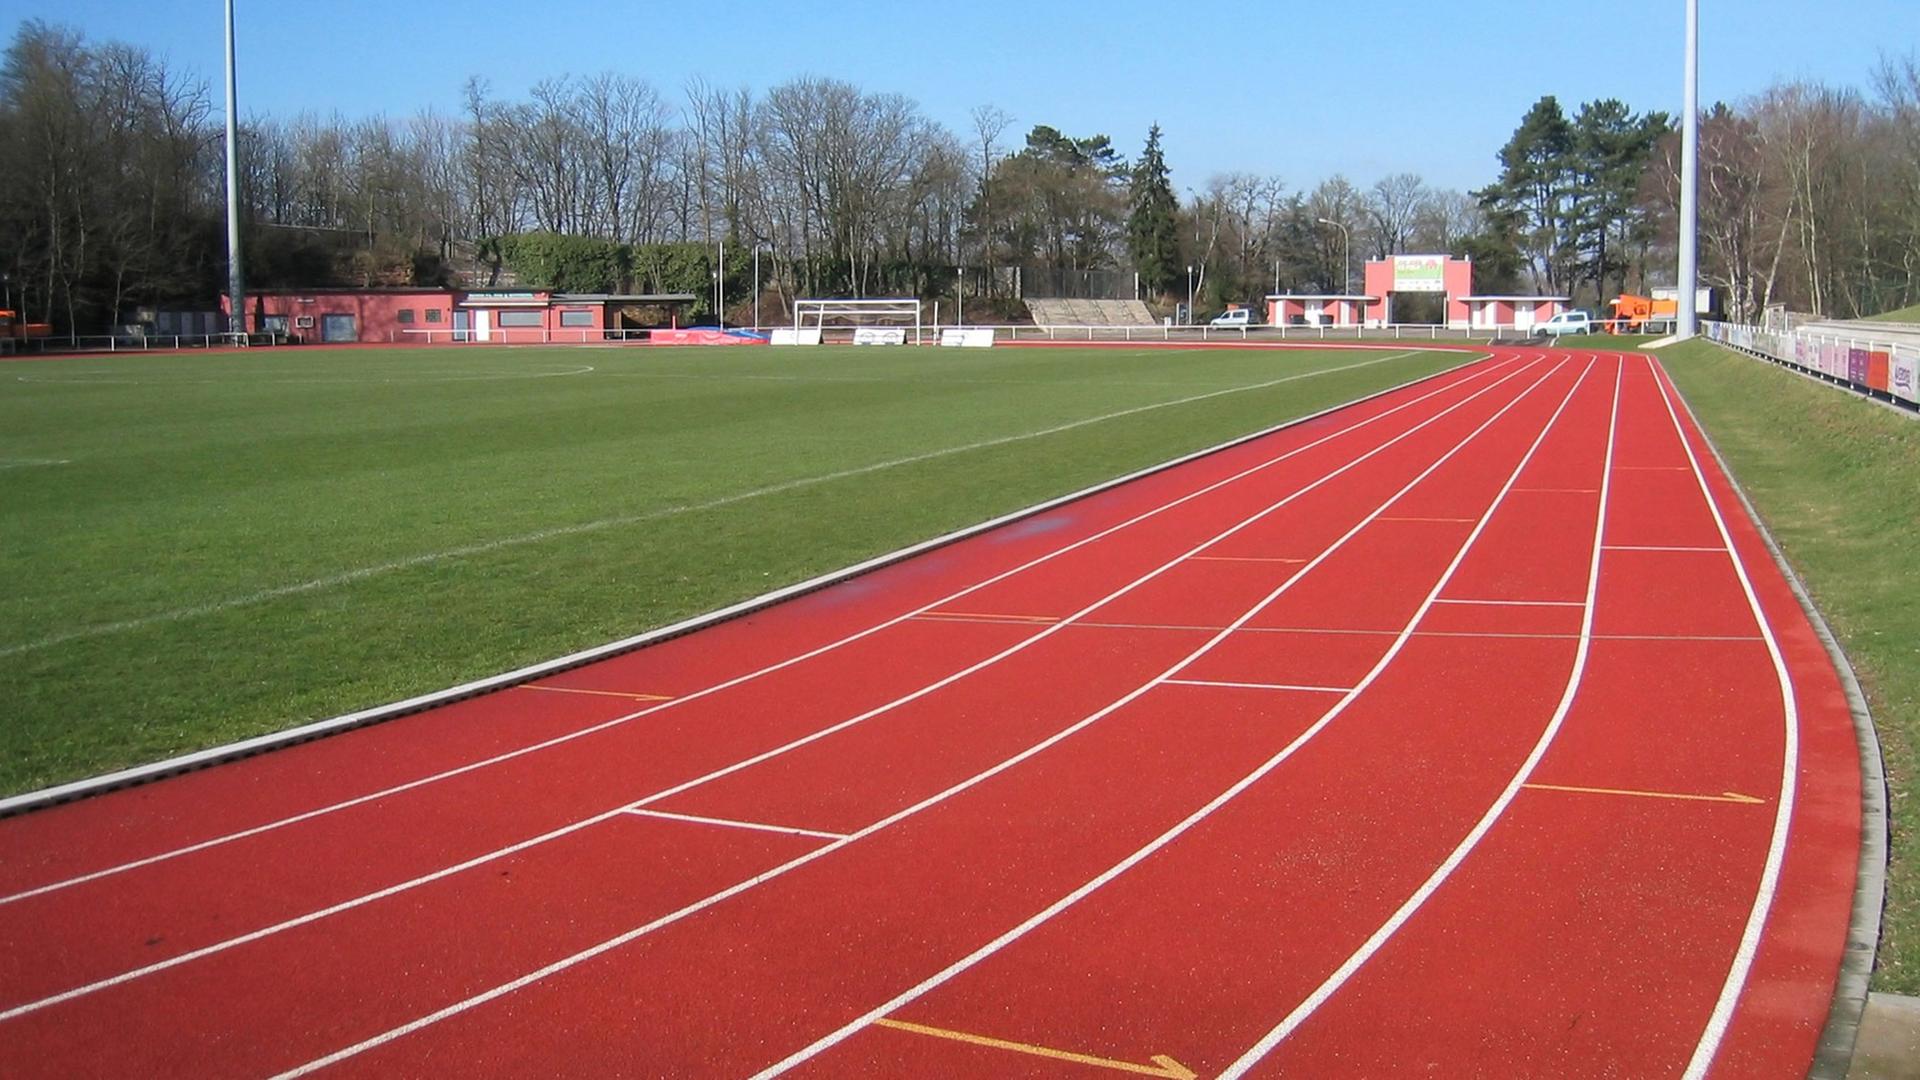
[0,343,1467,795]
[1866,302,1920,323]
[1661,338,1920,994]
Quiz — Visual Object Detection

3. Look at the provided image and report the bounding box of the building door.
[1512,301,1536,330]
[321,314,357,343]
[474,309,492,342]
[453,310,471,343]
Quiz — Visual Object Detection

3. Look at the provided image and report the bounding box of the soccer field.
[0,343,1471,795]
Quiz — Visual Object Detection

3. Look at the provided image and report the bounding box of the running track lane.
[0,350,1861,1078]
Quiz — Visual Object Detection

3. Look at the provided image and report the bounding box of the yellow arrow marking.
[519,684,675,703]
[872,1018,1197,1079]
[1523,782,1764,805]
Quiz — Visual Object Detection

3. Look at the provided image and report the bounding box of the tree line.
[2,18,1915,333]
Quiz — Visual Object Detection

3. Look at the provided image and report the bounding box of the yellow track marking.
[519,684,675,703]
[1189,555,1307,563]
[872,1018,1197,1079]
[1523,782,1764,805]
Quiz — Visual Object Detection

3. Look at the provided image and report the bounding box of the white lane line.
[0,361,1547,1020]
[1162,679,1352,694]
[1652,359,1802,1080]
[0,350,1430,661]
[1431,598,1583,607]
[751,357,1597,1080]
[0,356,1513,909]
[621,809,848,842]
[271,360,1573,1080]
[1603,544,1725,552]
[1218,355,1622,1078]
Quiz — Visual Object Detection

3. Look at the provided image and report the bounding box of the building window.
[396,309,415,324]
[425,309,442,323]
[497,310,542,328]
[559,310,594,328]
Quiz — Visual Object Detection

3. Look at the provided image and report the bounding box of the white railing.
[0,332,286,354]
[1703,320,1920,409]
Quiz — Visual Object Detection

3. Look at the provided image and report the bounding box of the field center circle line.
[1647,355,1802,1080]
[748,355,1594,1080]
[1215,353,1617,1076]
[0,349,1433,664]
[0,358,1549,1020]
[0,354,1513,905]
[270,356,1567,1079]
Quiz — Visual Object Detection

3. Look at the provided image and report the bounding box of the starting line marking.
[620,808,849,841]
[1432,598,1583,607]
[1376,515,1476,523]
[1523,782,1765,806]
[1512,487,1598,493]
[871,1018,1197,1079]
[1617,464,1694,470]
[519,685,675,703]
[1190,554,1308,563]
[1603,544,1725,553]
[1164,678,1352,694]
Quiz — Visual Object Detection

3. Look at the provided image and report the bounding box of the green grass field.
[1661,338,1920,994]
[0,342,1470,796]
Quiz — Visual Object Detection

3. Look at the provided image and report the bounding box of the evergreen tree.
[1571,100,1671,302]
[1127,124,1181,295]
[1475,96,1578,294]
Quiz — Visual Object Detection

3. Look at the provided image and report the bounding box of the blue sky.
[10,0,1917,195]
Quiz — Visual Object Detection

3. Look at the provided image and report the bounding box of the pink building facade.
[227,289,693,343]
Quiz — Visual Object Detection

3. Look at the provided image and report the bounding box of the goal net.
[789,298,924,345]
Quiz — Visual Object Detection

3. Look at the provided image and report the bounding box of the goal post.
[790,298,924,345]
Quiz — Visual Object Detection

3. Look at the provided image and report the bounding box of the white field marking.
[749,357,1598,1080]
[271,360,1571,1080]
[1604,544,1724,552]
[1652,358,1801,1080]
[0,363,1547,1021]
[0,354,1513,909]
[620,808,848,842]
[1217,356,1624,1077]
[1078,621,1759,643]
[1431,598,1583,607]
[0,458,70,470]
[0,350,1429,663]
[1161,679,1352,694]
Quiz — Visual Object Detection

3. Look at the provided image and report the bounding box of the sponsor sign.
[771,328,823,346]
[852,327,908,346]
[1892,347,1920,404]
[1391,255,1447,294]
[939,328,996,348]
[1869,351,1892,392]
[1848,347,1870,385]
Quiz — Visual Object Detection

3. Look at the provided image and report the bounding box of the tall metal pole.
[222,0,245,338]
[717,242,725,326]
[1678,0,1700,338]
[752,247,761,330]
[956,267,964,327]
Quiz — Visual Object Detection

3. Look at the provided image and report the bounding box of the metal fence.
[1703,320,1920,410]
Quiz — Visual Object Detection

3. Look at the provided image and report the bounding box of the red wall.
[234,291,455,343]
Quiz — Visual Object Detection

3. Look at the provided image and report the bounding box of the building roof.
[554,293,699,303]
[1461,295,1571,301]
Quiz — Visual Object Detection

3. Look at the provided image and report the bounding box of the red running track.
[0,349,1862,1079]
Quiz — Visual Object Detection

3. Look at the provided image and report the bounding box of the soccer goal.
[789,298,924,345]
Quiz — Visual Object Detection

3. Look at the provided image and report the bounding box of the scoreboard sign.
[1392,255,1447,293]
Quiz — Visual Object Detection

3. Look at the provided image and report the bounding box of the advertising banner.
[1869,351,1891,392]
[1893,347,1920,404]
[1391,255,1447,294]
[1848,347,1870,385]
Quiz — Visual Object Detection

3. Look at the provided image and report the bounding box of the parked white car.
[1210,308,1256,327]
[1538,310,1594,336]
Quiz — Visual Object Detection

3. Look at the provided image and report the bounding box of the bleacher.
[1024,298,1157,326]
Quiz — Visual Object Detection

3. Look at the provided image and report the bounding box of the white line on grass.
[0,351,1423,661]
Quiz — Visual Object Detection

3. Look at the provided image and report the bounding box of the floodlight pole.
[716,243,725,326]
[1678,0,1700,337]
[752,247,760,330]
[956,267,964,327]
[1186,265,1194,324]
[222,0,246,338]
[1318,217,1351,295]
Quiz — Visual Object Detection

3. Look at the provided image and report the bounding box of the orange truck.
[1607,294,1678,333]
[0,310,51,352]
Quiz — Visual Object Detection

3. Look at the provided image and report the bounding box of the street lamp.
[1317,217,1351,295]
[1186,265,1195,325]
